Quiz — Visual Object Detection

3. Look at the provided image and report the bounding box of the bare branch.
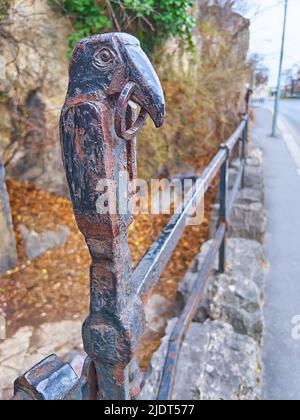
[104,0,121,32]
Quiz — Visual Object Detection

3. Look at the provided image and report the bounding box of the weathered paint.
[60,33,165,400]
[13,32,165,401]
[11,35,251,401]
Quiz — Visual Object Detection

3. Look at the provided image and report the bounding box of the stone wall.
[0,0,70,194]
[141,238,265,400]
[0,0,251,191]
[0,155,17,275]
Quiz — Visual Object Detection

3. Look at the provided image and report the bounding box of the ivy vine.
[50,0,196,56]
[0,0,11,21]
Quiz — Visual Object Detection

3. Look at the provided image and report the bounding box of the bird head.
[68,32,165,129]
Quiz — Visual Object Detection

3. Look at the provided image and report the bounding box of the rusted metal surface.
[11,36,251,400]
[241,113,248,189]
[60,33,164,400]
[13,32,165,401]
[13,355,97,400]
[218,145,229,273]
[14,355,79,400]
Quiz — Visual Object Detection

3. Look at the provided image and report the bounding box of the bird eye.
[100,49,112,62]
[94,48,115,69]
[97,48,113,64]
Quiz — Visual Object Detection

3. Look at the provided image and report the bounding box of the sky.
[246,0,300,86]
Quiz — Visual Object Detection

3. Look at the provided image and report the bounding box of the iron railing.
[12,32,251,400]
[157,114,249,400]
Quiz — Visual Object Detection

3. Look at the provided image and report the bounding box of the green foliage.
[0,0,10,21]
[137,2,251,179]
[126,0,196,52]
[153,0,196,40]
[51,0,112,55]
[50,0,196,55]
[123,0,154,17]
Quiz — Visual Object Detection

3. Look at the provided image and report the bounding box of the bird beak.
[124,44,165,128]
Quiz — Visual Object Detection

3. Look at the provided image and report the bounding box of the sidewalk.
[253,107,300,400]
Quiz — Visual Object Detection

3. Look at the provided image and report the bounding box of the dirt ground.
[0,172,217,368]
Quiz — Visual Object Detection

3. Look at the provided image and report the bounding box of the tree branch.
[104,0,121,32]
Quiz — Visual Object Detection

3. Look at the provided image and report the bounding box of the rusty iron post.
[10,43,251,401]
[245,88,253,114]
[218,145,229,273]
[60,33,164,400]
[12,32,164,401]
[242,89,251,188]
[241,118,247,189]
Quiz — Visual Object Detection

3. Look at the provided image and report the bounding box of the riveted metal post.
[218,145,229,273]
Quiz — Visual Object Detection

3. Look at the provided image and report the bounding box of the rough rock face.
[140,319,261,400]
[178,238,265,343]
[196,2,250,64]
[144,294,173,334]
[141,238,265,400]
[0,0,70,194]
[178,145,266,343]
[229,201,266,243]
[0,157,17,274]
[19,224,70,260]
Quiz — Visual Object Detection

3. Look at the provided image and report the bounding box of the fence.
[12,33,251,401]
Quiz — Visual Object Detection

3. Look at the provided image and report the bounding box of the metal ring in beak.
[115,82,147,141]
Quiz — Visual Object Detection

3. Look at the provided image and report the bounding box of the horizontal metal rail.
[133,117,247,300]
[155,114,249,400]
[226,118,247,151]
[157,223,226,400]
[133,150,225,298]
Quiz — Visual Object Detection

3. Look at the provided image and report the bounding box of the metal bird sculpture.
[60,33,165,400]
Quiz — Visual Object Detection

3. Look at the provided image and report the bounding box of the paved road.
[279,99,300,140]
[253,107,300,400]
[268,99,300,145]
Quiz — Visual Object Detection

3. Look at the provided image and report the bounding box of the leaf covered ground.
[0,173,217,368]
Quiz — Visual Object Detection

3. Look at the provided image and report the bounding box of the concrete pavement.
[253,107,300,400]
